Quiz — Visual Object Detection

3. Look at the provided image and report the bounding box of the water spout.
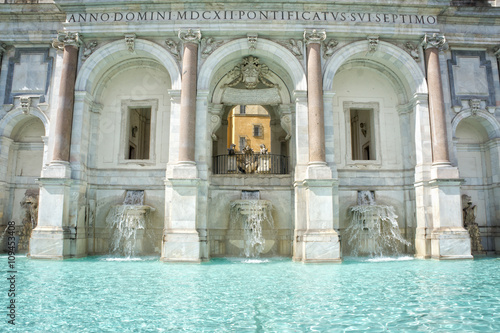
[230,199,274,258]
[106,191,154,257]
[345,191,409,257]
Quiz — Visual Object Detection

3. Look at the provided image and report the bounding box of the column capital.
[304,29,326,45]
[421,33,447,51]
[178,29,201,44]
[52,32,83,50]
[0,42,6,55]
[494,46,500,59]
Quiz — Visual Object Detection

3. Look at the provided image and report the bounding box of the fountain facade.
[344,191,409,257]
[106,190,155,257]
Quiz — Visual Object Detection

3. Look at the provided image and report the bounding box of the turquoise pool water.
[1,255,499,332]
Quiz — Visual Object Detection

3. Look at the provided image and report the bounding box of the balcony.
[213,153,289,175]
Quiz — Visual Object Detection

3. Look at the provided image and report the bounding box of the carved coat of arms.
[226,56,275,89]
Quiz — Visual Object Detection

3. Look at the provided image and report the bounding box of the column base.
[29,226,77,259]
[301,230,341,263]
[161,230,202,263]
[431,228,473,260]
[415,227,432,259]
[306,161,332,179]
[41,161,72,178]
[170,161,198,179]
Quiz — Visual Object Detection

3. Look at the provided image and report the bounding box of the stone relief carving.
[421,33,447,51]
[462,194,485,253]
[164,39,181,61]
[494,46,500,59]
[4,95,48,116]
[304,29,326,44]
[287,39,303,57]
[225,56,275,89]
[469,99,481,116]
[453,99,495,114]
[367,36,379,54]
[210,114,221,141]
[404,42,420,60]
[82,41,98,61]
[247,34,258,51]
[90,101,103,114]
[280,114,292,141]
[52,31,83,50]
[20,96,31,114]
[178,29,201,44]
[201,37,223,58]
[124,33,135,52]
[323,39,339,58]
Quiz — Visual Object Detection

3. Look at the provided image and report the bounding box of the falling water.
[230,199,274,258]
[345,191,409,257]
[106,191,153,257]
[123,190,145,205]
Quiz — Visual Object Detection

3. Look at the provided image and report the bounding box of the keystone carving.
[124,34,135,53]
[225,56,275,89]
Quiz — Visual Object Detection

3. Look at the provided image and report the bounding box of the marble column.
[162,29,203,262]
[306,30,326,164]
[422,34,451,167]
[296,30,340,263]
[177,29,200,173]
[30,32,82,259]
[421,33,471,259]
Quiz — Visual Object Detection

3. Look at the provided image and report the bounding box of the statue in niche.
[228,143,236,155]
[18,189,39,251]
[462,195,485,253]
[226,56,275,89]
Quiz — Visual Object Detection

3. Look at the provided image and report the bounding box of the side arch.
[324,40,428,98]
[75,38,182,94]
[452,110,500,140]
[0,108,49,138]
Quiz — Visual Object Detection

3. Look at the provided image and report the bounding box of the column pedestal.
[161,178,202,262]
[29,178,76,259]
[300,179,341,263]
[429,167,472,259]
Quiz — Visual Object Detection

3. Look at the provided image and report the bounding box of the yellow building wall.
[227,105,271,153]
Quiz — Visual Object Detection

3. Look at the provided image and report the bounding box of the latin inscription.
[67,11,437,25]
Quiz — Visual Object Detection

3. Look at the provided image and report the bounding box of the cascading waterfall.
[230,192,274,258]
[106,190,154,257]
[345,191,409,257]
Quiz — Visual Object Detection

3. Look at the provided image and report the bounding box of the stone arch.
[75,38,182,94]
[199,38,306,93]
[202,39,300,173]
[452,110,500,140]
[0,108,49,138]
[324,40,427,99]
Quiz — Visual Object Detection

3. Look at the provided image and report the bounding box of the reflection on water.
[1,255,499,332]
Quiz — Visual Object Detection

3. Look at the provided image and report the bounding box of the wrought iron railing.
[213,153,289,175]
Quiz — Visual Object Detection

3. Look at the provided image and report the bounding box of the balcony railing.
[213,153,289,175]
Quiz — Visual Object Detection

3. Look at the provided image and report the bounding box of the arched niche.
[90,59,172,169]
[75,38,181,94]
[207,53,294,173]
[453,113,500,251]
[2,115,45,234]
[324,40,427,98]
